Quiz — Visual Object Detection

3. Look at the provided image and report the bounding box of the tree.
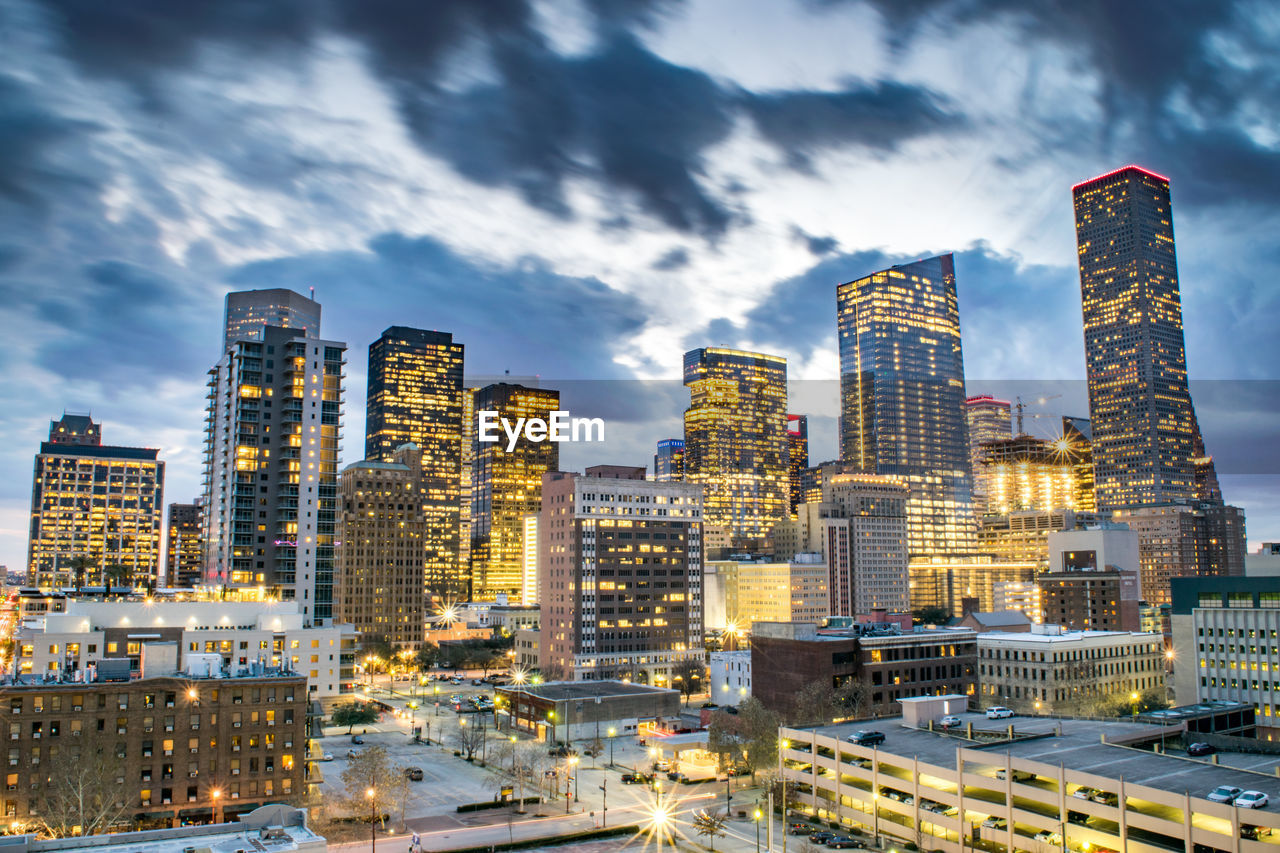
[66,555,94,593]
[790,680,837,727]
[672,658,706,706]
[454,720,486,761]
[913,607,950,626]
[833,679,872,720]
[538,662,568,683]
[361,639,394,670]
[415,642,439,671]
[692,810,728,851]
[102,563,132,589]
[36,745,132,838]
[708,711,746,774]
[338,746,405,829]
[331,701,379,734]
[738,698,781,781]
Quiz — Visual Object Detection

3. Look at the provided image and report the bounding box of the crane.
[1015,394,1062,435]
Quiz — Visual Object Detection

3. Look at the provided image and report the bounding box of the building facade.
[702,555,829,632]
[203,323,345,625]
[966,395,1011,507]
[222,288,321,354]
[977,509,1103,567]
[165,502,203,589]
[539,468,704,683]
[1113,504,1203,607]
[363,326,465,600]
[909,558,1039,617]
[709,650,752,703]
[682,347,788,545]
[653,439,685,482]
[974,435,1088,517]
[28,415,165,589]
[787,414,809,516]
[467,383,560,603]
[334,446,429,650]
[837,254,976,558]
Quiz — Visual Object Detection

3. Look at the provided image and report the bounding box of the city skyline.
[3,1,1280,571]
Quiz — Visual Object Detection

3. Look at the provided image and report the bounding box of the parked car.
[1033,830,1062,845]
[1072,786,1099,800]
[318,752,334,761]
[825,837,866,849]
[1067,810,1090,825]
[846,730,885,746]
[666,771,691,783]
[1236,790,1269,809]
[621,772,653,785]
[921,800,958,816]
[808,832,836,843]
[1208,786,1243,804]
[1187,742,1216,757]
[350,736,364,745]
[986,706,1014,719]
[939,715,962,728]
[472,679,484,685]
[1090,790,1119,806]
[995,769,1036,782]
[980,816,1007,829]
[788,824,814,835]
[548,745,578,757]
[404,766,424,781]
[1242,825,1273,840]
[345,749,359,759]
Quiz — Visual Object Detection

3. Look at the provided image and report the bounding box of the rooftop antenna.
[309,287,315,300]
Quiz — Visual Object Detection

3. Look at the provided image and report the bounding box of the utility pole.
[599,778,608,827]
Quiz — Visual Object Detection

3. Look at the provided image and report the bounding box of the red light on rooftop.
[1072,164,1170,191]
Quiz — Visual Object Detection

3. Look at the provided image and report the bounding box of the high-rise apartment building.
[203,314,345,626]
[682,347,788,545]
[165,501,204,588]
[837,254,976,557]
[653,439,685,482]
[1074,166,1196,512]
[364,327,465,600]
[467,383,560,602]
[966,395,1011,506]
[539,467,704,683]
[335,445,429,649]
[222,288,320,353]
[28,415,165,589]
[1112,504,1203,607]
[787,414,809,516]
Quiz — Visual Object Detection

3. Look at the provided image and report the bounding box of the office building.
[363,326,465,600]
[222,288,320,353]
[709,650,752,702]
[539,467,704,683]
[751,621,977,718]
[334,445,429,650]
[28,415,164,589]
[467,383,560,602]
[1061,416,1097,512]
[837,254,976,557]
[1074,166,1197,511]
[164,502,203,589]
[1112,504,1202,607]
[1246,542,1280,577]
[521,513,539,606]
[991,581,1041,623]
[1037,525,1142,631]
[977,509,1102,567]
[1199,502,1247,578]
[702,554,829,632]
[495,681,680,740]
[1171,576,1280,730]
[974,435,1087,517]
[653,439,685,482]
[203,321,345,625]
[966,395,1011,506]
[909,557,1039,617]
[0,665,307,831]
[682,347,788,545]
[787,414,809,516]
[10,596,355,698]
[778,705,1280,853]
[978,624,1164,714]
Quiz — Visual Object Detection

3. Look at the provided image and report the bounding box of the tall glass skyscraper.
[837,254,975,557]
[364,326,465,600]
[653,439,685,481]
[1073,166,1196,512]
[682,347,788,544]
[222,288,321,352]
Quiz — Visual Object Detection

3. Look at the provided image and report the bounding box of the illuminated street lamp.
[607,726,617,767]
[211,788,222,824]
[366,787,377,853]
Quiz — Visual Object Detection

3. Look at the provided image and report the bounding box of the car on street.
[404,767,424,781]
[548,745,578,757]
[1236,790,1269,809]
[318,752,334,761]
[986,706,1014,719]
[1188,742,1216,757]
[846,731,885,746]
[1208,786,1243,804]
[788,824,813,835]
[825,836,865,848]
[807,832,836,843]
[621,773,653,785]
[981,817,1007,829]
[350,736,364,745]
[940,715,961,728]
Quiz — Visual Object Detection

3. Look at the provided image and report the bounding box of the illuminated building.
[702,554,829,632]
[1115,503,1247,604]
[966,395,1011,506]
[1038,525,1141,631]
[797,460,856,507]
[467,383,560,602]
[653,438,684,482]
[837,254,976,557]
[203,306,346,626]
[521,513,538,606]
[539,467,704,683]
[909,557,1039,617]
[334,444,429,649]
[787,414,809,516]
[1191,411,1222,503]
[992,581,1042,624]
[976,435,1083,516]
[977,509,1102,567]
[364,326,465,600]
[1061,416,1096,512]
[1074,166,1197,511]
[222,288,320,353]
[27,415,164,589]
[165,501,204,588]
[682,347,788,545]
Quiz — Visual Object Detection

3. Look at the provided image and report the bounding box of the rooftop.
[505,680,677,701]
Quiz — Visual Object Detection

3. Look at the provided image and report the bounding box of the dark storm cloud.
[580,0,685,30]
[651,248,690,271]
[0,74,98,207]
[227,233,647,380]
[791,227,840,256]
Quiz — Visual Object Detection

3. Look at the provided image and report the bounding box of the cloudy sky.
[2,0,1279,571]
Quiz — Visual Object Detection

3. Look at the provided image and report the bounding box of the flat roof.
[977,629,1159,643]
[506,680,678,701]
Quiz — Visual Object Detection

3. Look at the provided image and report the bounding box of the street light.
[434,685,440,716]
[211,788,222,824]
[754,806,763,853]
[569,754,580,804]
[366,787,376,853]
[607,726,616,767]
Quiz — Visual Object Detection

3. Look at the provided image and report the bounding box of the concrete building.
[514,627,539,672]
[1113,504,1203,606]
[0,666,307,831]
[10,597,354,698]
[750,621,977,718]
[977,624,1164,714]
[334,445,429,649]
[955,610,1031,633]
[495,680,680,741]
[778,707,1280,853]
[164,502,203,589]
[991,581,1040,623]
[977,509,1103,567]
[1247,542,1280,577]
[1037,525,1143,631]
[702,554,829,633]
[966,394,1011,507]
[709,649,751,703]
[539,467,704,684]
[28,414,165,589]
[222,288,320,353]
[1171,575,1280,730]
[909,557,1040,617]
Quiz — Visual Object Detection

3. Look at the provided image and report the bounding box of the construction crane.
[1015,394,1062,435]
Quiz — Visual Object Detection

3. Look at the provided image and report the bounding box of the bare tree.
[453,720,486,761]
[36,745,132,838]
[672,658,706,706]
[693,810,728,851]
[338,745,405,829]
[707,710,746,773]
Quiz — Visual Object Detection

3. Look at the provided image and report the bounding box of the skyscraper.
[837,254,975,557]
[364,327,465,600]
[28,415,164,588]
[786,414,809,516]
[467,383,560,602]
[222,288,321,352]
[682,347,788,544]
[204,298,345,625]
[653,439,685,482]
[165,500,204,588]
[1073,166,1196,512]
[966,395,1011,508]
